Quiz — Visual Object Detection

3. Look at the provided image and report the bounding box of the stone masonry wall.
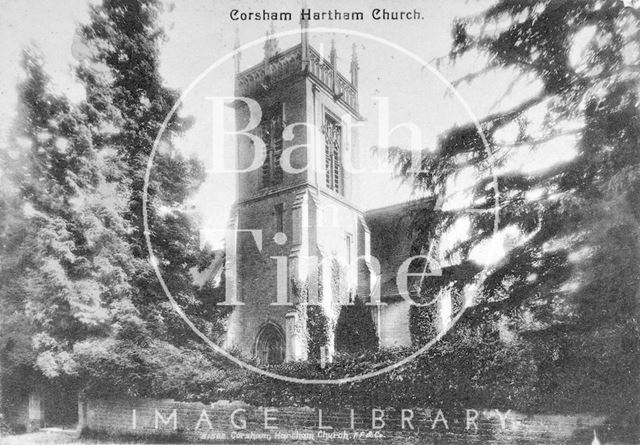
[79,397,631,444]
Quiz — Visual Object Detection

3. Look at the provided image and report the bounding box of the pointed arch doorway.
[254,322,285,365]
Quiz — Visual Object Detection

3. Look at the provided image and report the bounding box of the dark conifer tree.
[391,1,640,413]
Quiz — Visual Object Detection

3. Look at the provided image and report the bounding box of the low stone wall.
[80,397,631,444]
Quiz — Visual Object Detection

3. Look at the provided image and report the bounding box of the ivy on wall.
[289,258,352,362]
[335,295,378,353]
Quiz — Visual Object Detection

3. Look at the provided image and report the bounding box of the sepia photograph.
[0,0,638,443]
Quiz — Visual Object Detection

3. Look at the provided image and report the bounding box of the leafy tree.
[391,0,640,414]
[74,0,223,346]
[1,0,231,407]
[0,48,138,402]
[63,0,232,397]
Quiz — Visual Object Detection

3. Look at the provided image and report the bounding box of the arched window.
[260,103,284,188]
[322,114,342,194]
[255,322,285,365]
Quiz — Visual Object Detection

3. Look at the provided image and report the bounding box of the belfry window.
[275,203,284,233]
[323,114,342,194]
[261,103,285,188]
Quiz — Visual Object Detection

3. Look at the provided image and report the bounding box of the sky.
[0,0,576,253]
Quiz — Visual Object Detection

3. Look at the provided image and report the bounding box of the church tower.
[225,25,376,364]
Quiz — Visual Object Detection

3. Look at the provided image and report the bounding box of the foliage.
[389,0,640,416]
[408,304,439,345]
[76,0,223,346]
[0,48,137,382]
[74,337,245,401]
[335,295,378,353]
[0,0,229,408]
[306,305,330,362]
[2,0,638,422]
[291,257,357,361]
[218,319,539,411]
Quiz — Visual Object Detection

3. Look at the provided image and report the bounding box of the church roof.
[365,196,436,302]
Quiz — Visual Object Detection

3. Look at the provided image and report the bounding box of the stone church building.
[223,24,438,365]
